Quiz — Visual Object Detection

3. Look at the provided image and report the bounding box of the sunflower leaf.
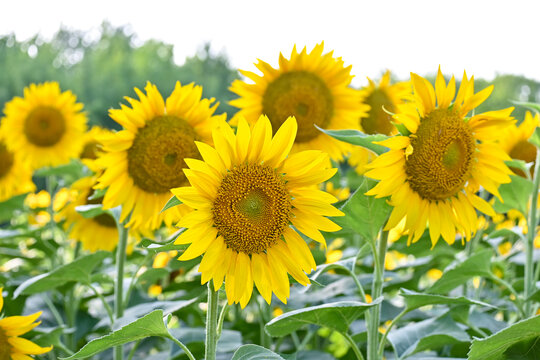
[75,204,111,219]
[231,344,286,360]
[530,126,540,148]
[493,175,534,215]
[512,100,540,114]
[161,195,182,213]
[87,188,108,200]
[265,299,380,337]
[314,126,389,155]
[400,288,496,311]
[468,315,540,360]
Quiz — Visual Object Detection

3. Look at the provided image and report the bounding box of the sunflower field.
[0,28,540,360]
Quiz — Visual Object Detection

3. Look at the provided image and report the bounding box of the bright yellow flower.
[365,68,514,247]
[52,187,77,213]
[80,126,112,172]
[95,82,225,230]
[173,115,343,307]
[24,190,51,209]
[384,250,407,271]
[0,288,52,359]
[426,268,443,281]
[28,211,50,227]
[152,251,178,269]
[1,82,87,170]
[349,71,412,174]
[324,182,350,201]
[230,42,369,161]
[148,285,163,297]
[0,135,35,203]
[498,111,538,178]
[498,241,512,256]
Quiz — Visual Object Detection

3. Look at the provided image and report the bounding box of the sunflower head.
[499,111,538,177]
[230,42,369,161]
[80,126,113,172]
[365,68,514,247]
[172,115,343,308]
[0,130,36,202]
[2,82,87,170]
[95,81,225,229]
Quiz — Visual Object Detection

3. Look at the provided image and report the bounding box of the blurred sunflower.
[95,82,225,229]
[230,42,369,161]
[0,134,35,202]
[349,71,412,174]
[1,82,87,170]
[0,288,52,359]
[499,111,538,177]
[172,115,343,307]
[365,68,514,247]
[80,126,112,172]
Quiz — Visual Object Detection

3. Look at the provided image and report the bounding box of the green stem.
[88,283,114,325]
[216,302,229,338]
[367,230,388,360]
[114,217,130,360]
[124,252,152,309]
[378,308,407,355]
[41,293,64,326]
[126,340,140,360]
[344,333,365,360]
[490,275,526,318]
[341,265,367,302]
[65,242,81,350]
[205,280,219,360]
[168,335,196,360]
[525,149,540,317]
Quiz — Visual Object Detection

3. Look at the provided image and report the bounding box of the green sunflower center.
[509,140,537,177]
[0,143,14,179]
[86,189,117,228]
[361,88,396,135]
[127,115,201,194]
[405,108,475,201]
[262,71,334,143]
[81,141,99,160]
[24,106,66,147]
[0,327,10,360]
[212,164,292,254]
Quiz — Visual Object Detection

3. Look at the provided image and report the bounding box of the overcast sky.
[1,0,539,87]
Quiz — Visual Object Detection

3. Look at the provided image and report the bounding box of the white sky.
[1,0,539,87]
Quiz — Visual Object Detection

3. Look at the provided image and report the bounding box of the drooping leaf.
[428,250,493,294]
[87,188,108,200]
[468,315,540,360]
[231,344,286,360]
[332,177,391,243]
[400,289,496,311]
[61,310,170,359]
[265,300,380,337]
[139,237,187,253]
[75,204,112,219]
[14,251,110,297]
[315,126,390,155]
[161,195,182,213]
[493,175,534,215]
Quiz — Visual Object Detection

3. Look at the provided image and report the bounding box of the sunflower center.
[509,140,537,177]
[24,106,66,147]
[0,327,10,360]
[86,190,117,228]
[81,141,99,160]
[362,88,396,135]
[405,108,475,201]
[212,164,292,254]
[127,115,201,194]
[0,143,14,179]
[262,71,334,143]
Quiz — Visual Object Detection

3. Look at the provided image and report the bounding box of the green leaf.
[512,101,540,114]
[139,237,187,253]
[400,288,496,311]
[87,188,107,200]
[75,204,112,219]
[0,194,26,222]
[61,310,170,359]
[161,195,182,213]
[34,160,85,177]
[428,250,493,294]
[265,299,380,337]
[468,315,540,360]
[388,314,470,358]
[231,344,286,360]
[393,122,411,137]
[315,126,390,155]
[530,127,540,148]
[332,177,391,243]
[505,159,531,175]
[493,175,534,215]
[14,251,110,297]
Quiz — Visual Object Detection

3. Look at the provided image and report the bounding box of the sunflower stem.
[205,280,219,360]
[114,217,130,360]
[367,230,388,360]
[525,148,540,317]
[344,333,366,360]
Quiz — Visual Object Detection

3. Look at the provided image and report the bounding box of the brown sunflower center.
[361,88,396,135]
[0,327,10,360]
[212,163,292,254]
[86,189,117,228]
[24,106,66,147]
[0,143,14,179]
[405,108,475,200]
[262,71,334,143]
[127,115,201,194]
[81,141,99,160]
[509,140,537,177]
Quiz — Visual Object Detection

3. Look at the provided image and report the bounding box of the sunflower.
[95,81,225,229]
[365,68,515,247]
[62,176,119,252]
[498,111,538,177]
[230,42,369,161]
[349,71,412,174]
[80,126,112,172]
[0,133,35,202]
[0,288,52,359]
[1,82,87,170]
[172,115,343,307]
